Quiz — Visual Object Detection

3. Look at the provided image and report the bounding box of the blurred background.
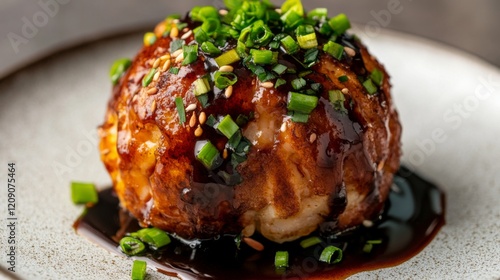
[0,0,498,79]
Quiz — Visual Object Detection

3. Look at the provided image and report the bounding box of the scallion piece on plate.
[272,64,288,75]
[215,49,241,67]
[175,97,186,124]
[193,77,210,96]
[275,251,289,268]
[214,71,238,89]
[250,49,278,65]
[307,8,328,20]
[370,68,384,86]
[142,68,157,87]
[193,27,209,44]
[70,182,98,205]
[169,67,180,75]
[290,111,309,123]
[275,78,287,88]
[287,92,318,114]
[143,32,156,47]
[280,35,300,54]
[296,25,318,49]
[119,237,145,256]
[201,41,221,56]
[182,44,199,65]
[201,18,220,35]
[133,228,171,249]
[250,20,274,47]
[218,115,239,139]
[363,239,383,253]
[170,39,185,53]
[328,13,351,35]
[195,140,222,170]
[299,236,322,248]
[363,79,378,95]
[329,90,348,114]
[109,58,132,85]
[319,245,343,264]
[131,260,147,280]
[323,41,344,60]
[291,78,307,90]
[338,75,349,82]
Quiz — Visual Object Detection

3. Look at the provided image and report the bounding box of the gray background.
[0,0,498,79]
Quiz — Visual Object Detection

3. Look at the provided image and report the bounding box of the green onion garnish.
[195,140,223,170]
[291,78,306,90]
[227,130,243,150]
[193,27,209,44]
[281,10,304,31]
[218,170,243,186]
[193,77,210,96]
[143,32,156,47]
[132,228,171,249]
[329,90,348,114]
[170,39,185,52]
[275,78,287,88]
[109,58,131,85]
[319,245,343,264]
[202,18,220,35]
[363,239,383,253]
[142,68,157,87]
[169,67,180,75]
[287,92,318,114]
[307,8,328,21]
[191,6,219,21]
[214,71,238,89]
[131,260,147,280]
[338,75,349,82]
[218,115,239,139]
[300,236,322,248]
[328,13,351,35]
[250,49,278,65]
[280,35,300,54]
[71,182,98,205]
[303,48,319,66]
[182,44,199,65]
[275,251,289,268]
[363,79,378,95]
[296,25,318,49]
[206,114,218,127]
[215,49,241,67]
[290,111,309,123]
[272,64,288,75]
[201,41,222,56]
[323,41,344,60]
[119,237,146,256]
[249,20,274,47]
[175,97,186,124]
[370,68,384,86]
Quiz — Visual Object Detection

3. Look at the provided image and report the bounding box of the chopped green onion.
[193,77,210,96]
[328,13,351,35]
[363,240,382,253]
[202,18,220,35]
[323,41,344,60]
[215,49,241,67]
[218,115,239,139]
[197,94,209,108]
[109,58,131,85]
[218,170,242,186]
[310,83,322,92]
[143,32,156,47]
[193,27,209,44]
[70,182,98,205]
[319,245,343,264]
[272,64,288,75]
[363,79,378,95]
[142,68,157,87]
[231,153,247,167]
[275,251,289,268]
[281,0,304,16]
[307,8,328,20]
[119,237,145,256]
[290,111,309,123]
[227,130,243,150]
[182,44,199,65]
[329,90,348,114]
[170,39,185,53]
[281,10,304,30]
[249,20,274,47]
[298,70,312,78]
[287,92,318,114]
[235,114,250,126]
[280,35,300,54]
[275,78,287,88]
[319,22,333,36]
[303,48,319,66]
[291,78,306,90]
[214,71,238,89]
[175,97,186,124]
[201,41,221,56]
[296,25,317,49]
[370,68,384,86]
[191,6,218,21]
[235,138,251,154]
[132,228,171,249]
[250,49,278,65]
[338,75,349,82]
[196,140,222,170]
[169,67,180,75]
[234,234,242,250]
[300,236,322,248]
[131,260,147,280]
[206,114,218,127]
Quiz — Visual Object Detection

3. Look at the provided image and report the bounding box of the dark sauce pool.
[74,166,445,280]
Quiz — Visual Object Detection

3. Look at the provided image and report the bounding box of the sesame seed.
[243,237,264,251]
[199,112,207,125]
[362,220,374,228]
[162,59,171,71]
[181,30,193,40]
[194,125,203,137]
[280,122,287,132]
[153,58,161,69]
[261,82,274,88]
[153,71,161,81]
[173,19,180,24]
[185,103,197,112]
[223,148,228,159]
[146,87,158,95]
[219,9,228,16]
[170,27,179,38]
[150,100,157,113]
[377,160,385,171]
[225,85,233,98]
[309,133,317,143]
[341,88,349,94]
[219,65,234,72]
[175,53,184,63]
[344,47,356,57]
[172,49,183,58]
[160,54,170,61]
[189,112,197,128]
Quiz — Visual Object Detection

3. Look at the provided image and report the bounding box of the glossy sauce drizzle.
[74,166,445,280]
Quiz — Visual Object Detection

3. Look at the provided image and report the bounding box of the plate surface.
[0,28,499,279]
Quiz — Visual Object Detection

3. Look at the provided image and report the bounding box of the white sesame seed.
[181,30,193,40]
[363,220,374,228]
[219,9,228,16]
[172,49,183,58]
[341,88,349,94]
[153,58,161,68]
[261,82,274,89]
[170,27,179,38]
[199,112,207,125]
[146,87,158,95]
[223,148,228,159]
[189,112,197,128]
[243,237,264,251]
[344,46,356,57]
[175,53,184,63]
[309,133,317,143]
[150,100,157,113]
[153,71,161,81]
[185,103,197,112]
[225,85,233,98]
[160,54,170,61]
[162,59,171,71]
[194,125,203,137]
[219,65,234,72]
[280,122,287,132]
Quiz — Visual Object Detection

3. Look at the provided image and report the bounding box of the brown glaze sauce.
[74,166,445,280]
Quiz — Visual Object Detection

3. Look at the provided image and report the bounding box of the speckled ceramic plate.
[0,27,499,280]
